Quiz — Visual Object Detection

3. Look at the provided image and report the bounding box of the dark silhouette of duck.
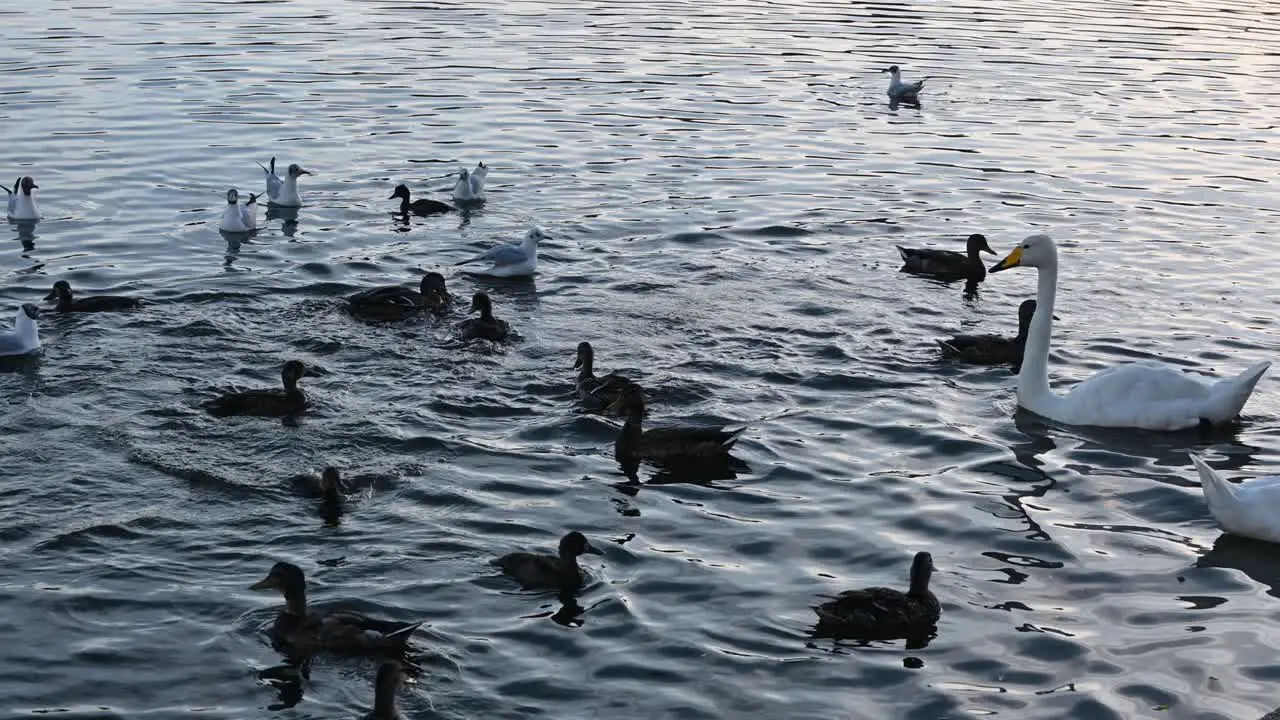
[348,272,451,321]
[494,531,603,591]
[898,233,995,283]
[389,183,455,216]
[362,661,408,720]
[44,280,142,313]
[813,551,941,640]
[938,299,1037,369]
[455,292,509,341]
[609,388,745,467]
[202,360,308,418]
[575,341,642,410]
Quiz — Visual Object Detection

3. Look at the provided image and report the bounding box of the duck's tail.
[1205,360,1270,424]
[896,246,912,262]
[722,426,747,450]
[386,621,424,648]
[1189,454,1240,520]
[936,339,960,357]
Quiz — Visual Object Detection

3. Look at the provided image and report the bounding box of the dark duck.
[455,292,509,341]
[45,280,142,313]
[494,531,604,591]
[937,299,1037,369]
[575,341,642,410]
[348,272,451,321]
[249,561,422,657]
[610,388,745,467]
[202,360,308,418]
[363,661,409,720]
[897,233,995,283]
[389,183,455,216]
[813,551,941,640]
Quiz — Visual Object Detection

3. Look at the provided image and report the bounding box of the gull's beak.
[298,168,312,176]
[990,246,1023,273]
[249,576,275,591]
[30,183,38,189]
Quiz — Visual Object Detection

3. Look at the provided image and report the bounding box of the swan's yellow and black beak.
[990,246,1023,273]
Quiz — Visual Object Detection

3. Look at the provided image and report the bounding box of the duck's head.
[320,467,343,495]
[19,176,37,194]
[908,551,935,596]
[1017,299,1038,330]
[607,387,645,419]
[250,561,306,596]
[966,233,995,257]
[287,164,311,178]
[373,661,408,714]
[226,188,239,205]
[990,234,1055,273]
[282,359,307,388]
[560,531,603,559]
[19,303,39,321]
[469,291,493,316]
[574,341,594,369]
[390,184,410,200]
[44,280,72,303]
[526,227,550,245]
[420,271,447,296]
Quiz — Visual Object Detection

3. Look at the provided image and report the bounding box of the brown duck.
[813,551,941,640]
[609,388,745,467]
[203,360,308,418]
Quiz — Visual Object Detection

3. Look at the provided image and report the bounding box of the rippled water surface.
[4,0,1280,717]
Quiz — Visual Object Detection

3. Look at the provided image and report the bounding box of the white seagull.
[452,162,488,203]
[883,65,926,102]
[0,304,41,357]
[218,189,251,233]
[5,176,40,220]
[455,226,548,278]
[257,157,312,207]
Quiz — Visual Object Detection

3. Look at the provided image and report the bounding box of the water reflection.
[1198,534,1280,599]
[11,219,37,251]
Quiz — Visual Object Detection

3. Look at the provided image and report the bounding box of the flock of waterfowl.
[3,64,1275,717]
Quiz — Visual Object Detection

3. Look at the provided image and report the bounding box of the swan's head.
[991,234,1056,273]
[574,341,594,369]
[420,271,447,296]
[19,176,37,194]
[526,227,550,245]
[966,233,995,256]
[287,164,311,178]
[44,280,72,303]
[226,188,239,205]
[390,183,410,200]
[19,303,39,321]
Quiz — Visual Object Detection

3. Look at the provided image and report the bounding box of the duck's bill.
[989,246,1023,273]
[573,357,583,369]
[249,577,275,591]
[42,290,56,301]
[388,192,398,200]
[583,543,604,556]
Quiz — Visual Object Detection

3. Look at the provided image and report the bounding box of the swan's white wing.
[1062,362,1211,430]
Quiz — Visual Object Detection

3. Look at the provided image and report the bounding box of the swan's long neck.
[1019,258,1059,410]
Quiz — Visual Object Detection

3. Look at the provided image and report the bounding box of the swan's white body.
[7,176,40,220]
[991,235,1269,431]
[1190,455,1280,544]
[452,162,487,202]
[886,67,925,101]
[455,227,546,278]
[0,305,40,357]
[218,189,250,233]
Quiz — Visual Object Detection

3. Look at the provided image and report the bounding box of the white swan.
[452,162,487,202]
[6,176,40,220]
[218,189,250,233]
[989,234,1269,430]
[454,226,547,278]
[257,157,311,207]
[1190,454,1280,544]
[0,304,41,357]
[883,65,925,102]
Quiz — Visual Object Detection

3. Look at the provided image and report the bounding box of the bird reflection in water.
[13,219,37,252]
[267,205,299,237]
[258,656,310,711]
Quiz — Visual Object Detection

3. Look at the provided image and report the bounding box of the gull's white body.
[998,234,1268,431]
[887,68,925,101]
[452,162,487,202]
[0,306,40,357]
[7,178,40,221]
[1190,455,1280,544]
[260,158,305,207]
[455,227,545,278]
[219,189,250,233]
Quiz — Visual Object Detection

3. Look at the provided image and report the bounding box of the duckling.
[363,661,408,720]
[452,162,487,203]
[937,299,1036,368]
[348,272,452,321]
[249,561,422,657]
[495,531,603,591]
[44,280,142,313]
[575,341,642,409]
[203,360,308,418]
[0,303,41,357]
[898,233,995,283]
[609,388,745,466]
[389,184,454,216]
[5,175,39,220]
[258,157,312,207]
[455,292,509,341]
[813,551,941,640]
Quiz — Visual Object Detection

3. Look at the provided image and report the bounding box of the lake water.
[3,0,1280,718]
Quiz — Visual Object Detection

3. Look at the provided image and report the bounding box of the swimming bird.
[1190,455,1280,544]
[0,304,41,357]
[348,272,452,322]
[202,359,309,418]
[451,162,487,203]
[883,65,926,102]
[937,299,1037,368]
[249,561,422,657]
[44,280,142,313]
[363,661,408,720]
[455,292,510,341]
[258,157,311,207]
[5,176,40,220]
[494,531,604,591]
[390,184,454,215]
[609,388,745,467]
[898,233,995,283]
[575,341,642,409]
[813,551,941,640]
[989,234,1270,430]
[241,192,260,231]
[218,188,251,233]
[454,227,547,278]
